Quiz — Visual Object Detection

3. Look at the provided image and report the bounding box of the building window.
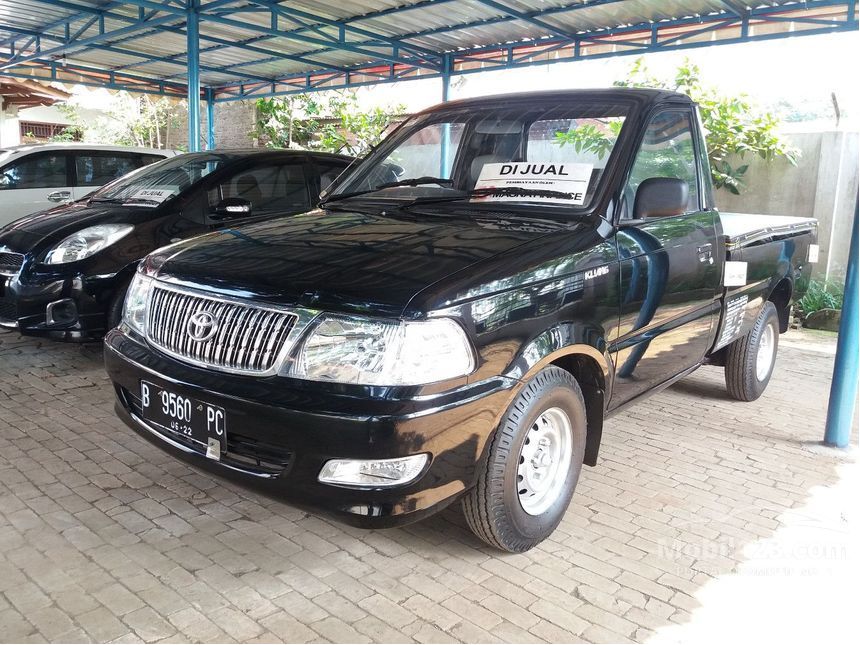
[19,122,82,143]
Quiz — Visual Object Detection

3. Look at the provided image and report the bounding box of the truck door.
[609,107,721,408]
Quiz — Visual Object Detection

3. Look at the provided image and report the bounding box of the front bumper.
[0,271,119,341]
[104,328,519,528]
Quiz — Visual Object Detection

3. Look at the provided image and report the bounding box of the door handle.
[697,243,714,264]
[47,190,71,203]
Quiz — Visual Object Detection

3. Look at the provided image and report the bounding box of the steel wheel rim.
[756,323,775,381]
[517,407,573,516]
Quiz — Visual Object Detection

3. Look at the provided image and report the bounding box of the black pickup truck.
[104,89,817,552]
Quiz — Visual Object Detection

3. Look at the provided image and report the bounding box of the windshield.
[329,101,630,210]
[89,153,229,205]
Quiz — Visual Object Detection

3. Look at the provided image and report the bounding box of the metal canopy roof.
[0,0,855,104]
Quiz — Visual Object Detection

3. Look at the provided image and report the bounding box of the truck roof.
[421,88,693,114]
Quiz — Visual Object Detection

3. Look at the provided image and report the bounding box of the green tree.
[254,94,326,149]
[553,119,623,159]
[254,91,404,156]
[57,94,184,149]
[614,58,798,194]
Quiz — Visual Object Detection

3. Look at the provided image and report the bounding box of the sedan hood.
[150,208,558,316]
[0,200,152,251]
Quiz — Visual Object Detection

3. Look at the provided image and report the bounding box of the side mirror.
[632,177,689,219]
[212,197,252,219]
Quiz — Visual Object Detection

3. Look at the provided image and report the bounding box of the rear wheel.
[463,366,586,552]
[725,301,779,401]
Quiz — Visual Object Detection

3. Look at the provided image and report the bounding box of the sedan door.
[0,151,72,226]
[203,158,313,222]
[609,108,721,408]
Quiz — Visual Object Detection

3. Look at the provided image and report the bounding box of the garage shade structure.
[0,0,856,446]
[0,0,856,150]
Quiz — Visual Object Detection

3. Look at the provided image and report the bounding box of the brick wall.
[172,100,259,150]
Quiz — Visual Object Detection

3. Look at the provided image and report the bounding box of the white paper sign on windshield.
[124,187,178,207]
[472,162,593,205]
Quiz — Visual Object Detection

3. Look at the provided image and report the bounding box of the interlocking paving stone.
[0,328,850,643]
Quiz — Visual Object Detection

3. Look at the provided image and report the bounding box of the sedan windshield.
[327,101,630,211]
[89,153,230,205]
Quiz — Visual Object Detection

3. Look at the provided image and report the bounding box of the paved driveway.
[0,328,850,643]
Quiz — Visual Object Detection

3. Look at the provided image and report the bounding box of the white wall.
[0,107,21,147]
[715,130,859,281]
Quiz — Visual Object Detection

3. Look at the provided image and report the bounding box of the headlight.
[288,315,474,386]
[44,224,133,264]
[122,272,152,335]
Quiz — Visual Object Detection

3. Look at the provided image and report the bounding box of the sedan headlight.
[122,272,153,335]
[44,224,133,264]
[288,315,474,386]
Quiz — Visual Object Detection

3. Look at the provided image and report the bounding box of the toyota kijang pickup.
[104,89,817,552]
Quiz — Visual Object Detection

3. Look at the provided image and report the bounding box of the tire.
[725,301,779,402]
[463,366,587,552]
[106,279,131,331]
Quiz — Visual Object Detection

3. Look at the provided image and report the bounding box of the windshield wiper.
[402,186,581,208]
[321,176,453,205]
[89,197,123,203]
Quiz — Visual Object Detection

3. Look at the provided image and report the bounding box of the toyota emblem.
[187,311,219,342]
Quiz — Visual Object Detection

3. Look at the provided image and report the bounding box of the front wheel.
[462,366,586,552]
[725,301,780,401]
[106,279,131,332]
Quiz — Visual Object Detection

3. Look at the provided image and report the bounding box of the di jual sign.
[473,162,593,205]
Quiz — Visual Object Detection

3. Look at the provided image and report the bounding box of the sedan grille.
[0,251,24,277]
[146,284,297,374]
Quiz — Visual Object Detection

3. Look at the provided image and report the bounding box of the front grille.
[122,387,293,476]
[0,251,24,277]
[147,283,297,374]
[0,298,17,322]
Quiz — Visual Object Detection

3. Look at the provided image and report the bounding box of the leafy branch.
[254,91,405,156]
[614,58,799,194]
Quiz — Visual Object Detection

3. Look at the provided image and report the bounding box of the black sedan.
[0,149,353,341]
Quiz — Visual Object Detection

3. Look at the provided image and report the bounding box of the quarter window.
[625,110,700,214]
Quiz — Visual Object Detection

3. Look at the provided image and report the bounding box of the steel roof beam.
[0,12,181,71]
[199,12,441,71]
[0,55,187,92]
[241,0,441,62]
[473,0,577,40]
[211,0,855,100]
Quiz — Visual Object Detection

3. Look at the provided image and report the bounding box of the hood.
[0,200,155,251]
[150,209,561,316]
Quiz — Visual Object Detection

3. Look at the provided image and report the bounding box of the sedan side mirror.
[633,177,689,219]
[212,197,252,219]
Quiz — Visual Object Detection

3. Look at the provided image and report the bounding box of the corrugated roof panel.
[0,0,852,95]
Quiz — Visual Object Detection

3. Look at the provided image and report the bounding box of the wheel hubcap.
[756,323,775,381]
[517,407,573,516]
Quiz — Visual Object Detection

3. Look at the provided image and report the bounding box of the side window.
[624,110,700,216]
[208,163,311,215]
[0,153,68,190]
[140,154,165,166]
[75,153,140,187]
[317,161,350,194]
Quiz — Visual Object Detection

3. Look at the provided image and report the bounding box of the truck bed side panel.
[709,214,817,353]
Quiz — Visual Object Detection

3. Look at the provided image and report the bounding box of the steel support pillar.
[206,87,215,150]
[187,0,201,152]
[439,54,451,177]
[823,197,859,448]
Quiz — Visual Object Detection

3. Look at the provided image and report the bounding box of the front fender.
[504,323,613,392]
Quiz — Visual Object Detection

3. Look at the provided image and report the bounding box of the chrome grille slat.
[146,283,297,374]
[0,251,24,277]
